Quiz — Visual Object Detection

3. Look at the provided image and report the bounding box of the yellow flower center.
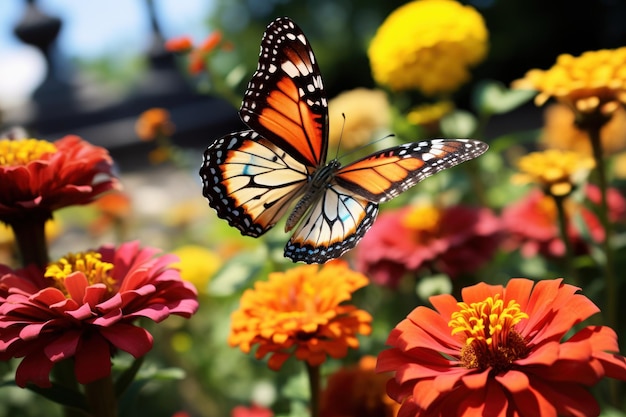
[45,251,115,294]
[449,295,529,372]
[402,205,441,242]
[0,138,58,167]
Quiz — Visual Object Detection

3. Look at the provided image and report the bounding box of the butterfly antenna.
[334,113,347,160]
[337,133,396,162]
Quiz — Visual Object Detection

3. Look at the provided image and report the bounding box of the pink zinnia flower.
[0,135,119,223]
[231,404,274,417]
[377,278,626,416]
[356,204,501,287]
[0,241,198,388]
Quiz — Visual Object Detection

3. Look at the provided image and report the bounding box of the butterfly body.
[200,17,489,264]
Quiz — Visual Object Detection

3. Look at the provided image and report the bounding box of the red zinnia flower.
[377,278,626,417]
[320,356,399,417]
[356,204,501,288]
[0,241,198,388]
[0,135,119,223]
[502,185,625,258]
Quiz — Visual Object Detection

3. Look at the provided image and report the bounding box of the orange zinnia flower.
[228,261,372,370]
[377,278,626,417]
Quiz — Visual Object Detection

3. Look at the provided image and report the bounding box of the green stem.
[305,363,320,417]
[84,374,118,417]
[587,127,617,331]
[54,360,87,417]
[8,212,51,268]
[552,194,578,286]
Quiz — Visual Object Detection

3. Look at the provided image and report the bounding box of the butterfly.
[199,17,488,264]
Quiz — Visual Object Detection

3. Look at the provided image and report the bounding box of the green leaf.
[19,381,87,412]
[208,246,268,296]
[440,110,478,138]
[114,356,144,398]
[472,80,536,116]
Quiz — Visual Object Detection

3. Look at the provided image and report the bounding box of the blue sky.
[0,0,213,105]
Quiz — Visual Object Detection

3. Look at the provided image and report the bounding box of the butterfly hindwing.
[334,139,489,203]
[240,17,328,168]
[285,184,379,264]
[200,130,310,237]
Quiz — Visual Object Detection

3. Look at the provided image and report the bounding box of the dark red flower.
[377,278,626,416]
[356,204,501,288]
[0,135,119,223]
[0,241,198,388]
[320,356,399,417]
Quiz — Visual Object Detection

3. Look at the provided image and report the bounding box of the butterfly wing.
[239,17,328,168]
[334,139,489,203]
[200,130,311,237]
[285,184,378,264]
[283,139,488,263]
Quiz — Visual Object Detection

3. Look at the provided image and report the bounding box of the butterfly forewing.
[240,17,328,168]
[334,139,488,203]
[285,185,379,263]
[200,130,310,237]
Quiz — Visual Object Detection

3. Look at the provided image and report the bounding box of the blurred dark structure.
[2,0,239,171]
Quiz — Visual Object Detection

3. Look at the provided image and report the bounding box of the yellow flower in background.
[512,150,595,197]
[172,245,222,293]
[328,88,391,150]
[407,100,454,127]
[368,0,488,95]
[541,104,626,156]
[513,47,626,116]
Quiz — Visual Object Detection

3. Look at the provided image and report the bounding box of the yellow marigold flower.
[512,47,626,117]
[407,100,454,127]
[328,88,391,150]
[172,245,221,294]
[512,150,595,197]
[135,108,175,141]
[228,260,372,370]
[368,0,488,95]
[541,103,626,156]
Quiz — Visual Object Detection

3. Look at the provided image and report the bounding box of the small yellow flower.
[368,0,488,95]
[541,103,626,156]
[328,88,391,150]
[407,101,454,127]
[512,150,595,197]
[512,47,626,117]
[172,245,222,293]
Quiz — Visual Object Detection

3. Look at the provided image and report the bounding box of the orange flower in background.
[0,135,119,223]
[228,261,372,370]
[231,404,273,417]
[320,356,399,417]
[377,278,626,416]
[135,108,175,141]
[89,190,132,235]
[165,36,193,53]
[541,103,626,156]
[512,47,626,117]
